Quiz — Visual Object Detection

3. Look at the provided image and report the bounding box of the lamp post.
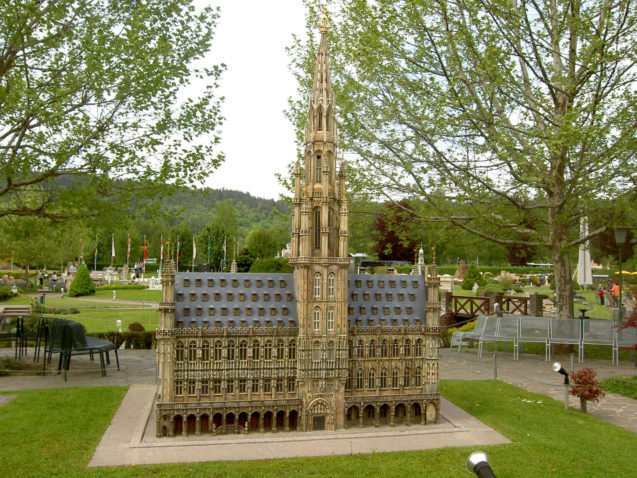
[552,362,570,410]
[614,228,628,323]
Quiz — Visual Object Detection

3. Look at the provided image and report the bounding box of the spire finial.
[432,245,437,265]
[318,6,330,33]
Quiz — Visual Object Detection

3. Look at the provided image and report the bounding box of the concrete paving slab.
[89,384,510,467]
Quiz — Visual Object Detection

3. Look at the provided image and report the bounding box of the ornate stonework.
[155,18,441,437]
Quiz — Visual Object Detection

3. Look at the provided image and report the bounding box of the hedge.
[96,284,147,290]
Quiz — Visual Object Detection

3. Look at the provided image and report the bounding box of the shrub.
[0,285,15,301]
[477,283,505,295]
[444,320,477,347]
[67,264,95,297]
[128,321,145,332]
[461,264,486,290]
[97,284,146,290]
[499,277,515,291]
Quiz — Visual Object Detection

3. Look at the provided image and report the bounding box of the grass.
[91,289,161,302]
[0,381,634,477]
[601,375,637,399]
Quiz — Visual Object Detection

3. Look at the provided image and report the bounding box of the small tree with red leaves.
[569,368,605,413]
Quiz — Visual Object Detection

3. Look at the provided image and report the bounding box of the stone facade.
[154,17,441,437]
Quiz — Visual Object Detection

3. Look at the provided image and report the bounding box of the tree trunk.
[580,398,587,413]
[548,197,574,320]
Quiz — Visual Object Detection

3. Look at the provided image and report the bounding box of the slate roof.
[173,272,428,328]
[347,274,427,326]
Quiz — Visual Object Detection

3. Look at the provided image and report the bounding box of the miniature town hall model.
[155,13,441,437]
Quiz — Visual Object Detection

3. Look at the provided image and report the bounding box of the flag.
[94,245,98,260]
[176,239,180,260]
[143,237,148,260]
[111,234,115,258]
[207,236,211,264]
[222,237,226,253]
[81,239,85,262]
[192,235,197,261]
[160,236,164,259]
[127,234,131,258]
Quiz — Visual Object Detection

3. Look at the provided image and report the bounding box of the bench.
[45,318,119,380]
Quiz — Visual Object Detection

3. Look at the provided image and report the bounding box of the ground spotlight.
[552,362,569,384]
[465,451,496,477]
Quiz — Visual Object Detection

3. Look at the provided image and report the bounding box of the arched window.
[264,341,272,360]
[368,368,375,389]
[201,341,210,361]
[368,340,376,358]
[318,108,323,131]
[404,368,410,387]
[214,341,222,361]
[175,341,184,361]
[392,339,400,357]
[188,341,197,361]
[415,367,422,387]
[252,341,260,360]
[288,340,296,360]
[312,341,320,361]
[313,273,321,299]
[392,369,399,388]
[313,307,321,331]
[415,339,423,357]
[327,340,335,361]
[348,340,353,358]
[315,154,322,182]
[356,369,364,389]
[404,339,411,357]
[380,369,387,388]
[327,307,335,331]
[239,340,247,360]
[357,339,364,358]
[313,209,321,250]
[328,273,335,299]
[381,340,388,358]
[227,340,235,361]
[276,340,285,359]
[346,370,352,389]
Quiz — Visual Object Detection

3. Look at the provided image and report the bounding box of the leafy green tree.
[249,258,292,273]
[245,227,288,260]
[289,1,636,319]
[0,0,224,221]
[68,264,95,297]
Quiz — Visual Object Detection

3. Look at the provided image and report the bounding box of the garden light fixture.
[552,362,570,410]
[465,451,497,477]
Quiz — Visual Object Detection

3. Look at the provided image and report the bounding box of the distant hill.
[159,187,291,236]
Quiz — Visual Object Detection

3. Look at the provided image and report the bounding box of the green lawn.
[0,381,634,477]
[92,289,162,302]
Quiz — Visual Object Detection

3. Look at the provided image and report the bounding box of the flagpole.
[110,233,114,268]
[191,235,196,272]
[159,234,163,276]
[176,236,180,272]
[94,235,97,272]
[126,233,130,269]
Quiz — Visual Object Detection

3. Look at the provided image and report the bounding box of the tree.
[372,201,418,261]
[290,1,636,319]
[68,264,95,297]
[245,227,288,260]
[0,0,224,221]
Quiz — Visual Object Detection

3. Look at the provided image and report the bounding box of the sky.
[201,0,308,200]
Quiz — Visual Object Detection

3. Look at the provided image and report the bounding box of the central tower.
[288,9,350,431]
